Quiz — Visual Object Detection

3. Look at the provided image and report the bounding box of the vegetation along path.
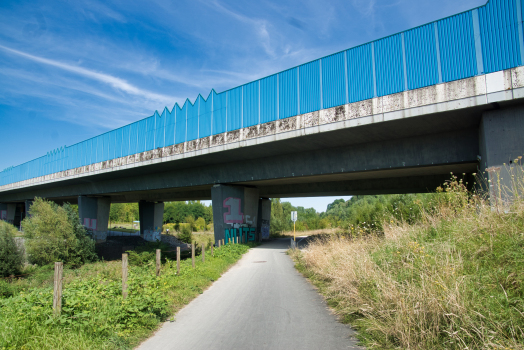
[137,238,361,350]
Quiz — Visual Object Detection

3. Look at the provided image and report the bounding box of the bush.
[178,224,193,244]
[0,221,23,277]
[22,198,97,266]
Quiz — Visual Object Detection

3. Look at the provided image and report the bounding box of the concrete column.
[211,184,260,245]
[138,201,164,241]
[479,105,524,205]
[257,198,271,241]
[0,203,7,222]
[78,196,111,242]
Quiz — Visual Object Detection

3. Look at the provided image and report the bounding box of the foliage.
[0,221,23,277]
[163,201,212,225]
[22,198,97,267]
[109,203,139,223]
[291,175,524,349]
[0,243,252,349]
[178,224,193,244]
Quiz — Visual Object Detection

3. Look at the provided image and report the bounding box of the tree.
[0,221,23,277]
[22,198,97,266]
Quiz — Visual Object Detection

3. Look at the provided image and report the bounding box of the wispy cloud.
[0,44,174,103]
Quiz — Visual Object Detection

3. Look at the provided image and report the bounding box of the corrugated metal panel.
[375,33,405,96]
[175,103,186,144]
[121,125,131,157]
[129,122,139,155]
[404,23,440,90]
[155,110,166,149]
[346,43,374,103]
[187,99,199,141]
[93,135,101,163]
[137,119,147,153]
[165,107,175,146]
[260,74,278,123]
[213,91,227,134]
[103,133,111,161]
[145,115,155,151]
[113,128,123,159]
[279,68,298,119]
[199,92,212,138]
[299,60,321,114]
[437,11,477,82]
[479,0,521,73]
[322,52,346,108]
[85,138,93,166]
[227,87,242,131]
[243,81,259,127]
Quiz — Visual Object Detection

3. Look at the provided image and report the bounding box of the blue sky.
[0,0,484,212]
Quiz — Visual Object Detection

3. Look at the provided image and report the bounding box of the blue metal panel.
[145,115,155,151]
[187,99,199,141]
[113,128,123,159]
[165,107,175,146]
[375,34,405,96]
[243,81,259,127]
[437,11,478,82]
[322,52,346,109]
[103,133,111,161]
[155,109,166,149]
[346,44,374,103]
[199,92,212,138]
[175,103,186,144]
[260,74,278,123]
[479,0,521,73]
[278,68,298,119]
[213,91,227,134]
[299,60,321,114]
[227,87,242,131]
[121,125,131,157]
[136,119,146,153]
[85,138,93,165]
[404,23,440,90]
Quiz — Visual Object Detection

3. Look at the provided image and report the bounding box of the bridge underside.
[0,101,488,204]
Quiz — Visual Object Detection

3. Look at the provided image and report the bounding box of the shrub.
[178,224,193,244]
[22,198,97,266]
[0,221,23,277]
[195,217,206,231]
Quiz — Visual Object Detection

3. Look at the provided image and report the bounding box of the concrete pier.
[78,196,110,242]
[138,201,164,241]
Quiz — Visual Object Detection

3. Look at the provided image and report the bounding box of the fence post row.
[122,253,128,299]
[176,246,180,275]
[53,262,63,315]
[192,241,195,268]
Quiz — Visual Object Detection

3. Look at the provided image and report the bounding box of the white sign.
[291,211,297,222]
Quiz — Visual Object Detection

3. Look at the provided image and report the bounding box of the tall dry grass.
[291,172,524,349]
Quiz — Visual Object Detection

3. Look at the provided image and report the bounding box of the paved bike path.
[136,239,361,350]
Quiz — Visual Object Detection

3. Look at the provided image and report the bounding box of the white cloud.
[0,44,175,104]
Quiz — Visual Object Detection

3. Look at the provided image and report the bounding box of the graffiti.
[261,219,270,239]
[225,227,256,243]
[83,218,98,230]
[223,197,243,223]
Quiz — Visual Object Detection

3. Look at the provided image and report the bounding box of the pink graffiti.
[223,197,243,223]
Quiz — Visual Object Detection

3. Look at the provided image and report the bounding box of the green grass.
[0,243,253,350]
[291,192,524,349]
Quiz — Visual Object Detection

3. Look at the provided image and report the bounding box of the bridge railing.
[1,0,523,187]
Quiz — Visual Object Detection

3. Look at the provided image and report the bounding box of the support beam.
[479,105,524,204]
[78,196,111,242]
[211,185,260,245]
[138,201,164,241]
[257,198,271,241]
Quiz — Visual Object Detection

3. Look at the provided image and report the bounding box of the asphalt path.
[137,238,361,350]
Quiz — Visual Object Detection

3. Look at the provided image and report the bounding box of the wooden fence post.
[222,239,224,246]
[176,247,180,274]
[122,253,128,299]
[202,243,205,262]
[156,249,161,276]
[211,244,214,256]
[192,241,195,268]
[218,240,221,248]
[53,262,63,315]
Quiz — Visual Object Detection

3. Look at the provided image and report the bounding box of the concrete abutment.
[138,201,164,241]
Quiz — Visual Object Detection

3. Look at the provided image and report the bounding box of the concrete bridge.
[2,0,524,244]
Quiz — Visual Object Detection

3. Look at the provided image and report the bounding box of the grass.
[290,179,524,349]
[0,242,253,350]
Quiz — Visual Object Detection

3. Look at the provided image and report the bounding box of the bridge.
[1,0,524,244]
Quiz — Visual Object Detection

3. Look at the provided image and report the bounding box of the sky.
[0,0,485,213]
